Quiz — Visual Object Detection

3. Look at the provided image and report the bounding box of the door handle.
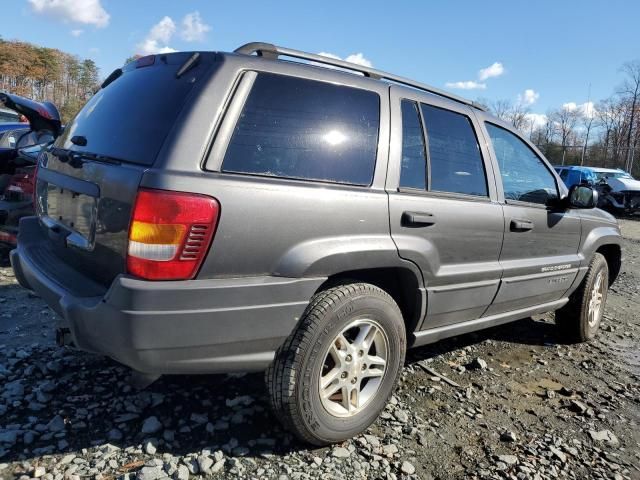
[402,211,435,227]
[510,219,534,231]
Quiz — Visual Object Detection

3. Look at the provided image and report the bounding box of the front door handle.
[510,219,534,231]
[402,211,435,227]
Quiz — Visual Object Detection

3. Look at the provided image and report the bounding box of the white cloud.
[445,80,487,90]
[180,11,211,42]
[446,61,503,92]
[344,53,372,68]
[137,16,177,55]
[478,62,504,81]
[318,52,373,68]
[525,113,548,129]
[70,29,83,37]
[29,0,109,28]
[563,101,597,119]
[518,88,539,106]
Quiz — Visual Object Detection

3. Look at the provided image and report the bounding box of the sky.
[4,0,640,128]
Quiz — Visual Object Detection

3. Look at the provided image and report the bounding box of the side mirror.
[569,184,598,209]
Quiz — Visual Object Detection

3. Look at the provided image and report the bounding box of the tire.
[555,253,609,342]
[266,283,406,445]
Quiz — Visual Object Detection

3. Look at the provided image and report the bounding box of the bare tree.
[579,103,596,165]
[619,60,640,171]
[484,99,531,133]
[550,107,579,165]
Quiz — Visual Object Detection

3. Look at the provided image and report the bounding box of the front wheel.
[555,253,609,342]
[266,283,406,445]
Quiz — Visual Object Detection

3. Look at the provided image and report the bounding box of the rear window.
[55,54,207,166]
[222,73,380,186]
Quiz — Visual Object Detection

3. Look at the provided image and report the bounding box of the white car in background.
[591,167,640,215]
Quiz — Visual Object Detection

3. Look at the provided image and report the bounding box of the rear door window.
[420,104,488,197]
[222,73,380,186]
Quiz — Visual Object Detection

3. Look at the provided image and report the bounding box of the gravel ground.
[0,219,639,480]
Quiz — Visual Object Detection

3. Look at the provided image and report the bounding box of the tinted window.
[400,100,426,189]
[486,123,558,204]
[558,169,569,181]
[56,53,209,165]
[222,73,380,186]
[421,104,488,197]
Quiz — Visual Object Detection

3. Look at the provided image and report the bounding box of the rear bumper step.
[11,222,325,374]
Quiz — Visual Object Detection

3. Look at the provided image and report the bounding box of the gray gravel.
[0,219,639,479]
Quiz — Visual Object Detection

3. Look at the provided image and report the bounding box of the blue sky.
[5,0,640,124]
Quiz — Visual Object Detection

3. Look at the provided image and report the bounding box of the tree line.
[0,37,99,122]
[482,60,640,176]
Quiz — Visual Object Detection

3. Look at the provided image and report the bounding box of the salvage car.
[591,167,640,215]
[0,93,61,247]
[10,44,622,445]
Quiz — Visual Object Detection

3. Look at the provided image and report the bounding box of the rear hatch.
[33,52,215,287]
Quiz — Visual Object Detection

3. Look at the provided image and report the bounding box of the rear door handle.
[402,211,435,227]
[510,219,534,231]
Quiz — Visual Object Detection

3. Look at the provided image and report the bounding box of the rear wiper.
[75,151,122,165]
[50,147,122,166]
[176,52,201,79]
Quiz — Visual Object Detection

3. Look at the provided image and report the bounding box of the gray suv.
[10,42,622,445]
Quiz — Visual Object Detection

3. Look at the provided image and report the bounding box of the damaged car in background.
[0,92,61,247]
[592,167,640,216]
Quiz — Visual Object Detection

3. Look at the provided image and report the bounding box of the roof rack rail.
[234,42,486,111]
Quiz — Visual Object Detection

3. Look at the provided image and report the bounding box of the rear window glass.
[56,54,205,165]
[222,73,380,186]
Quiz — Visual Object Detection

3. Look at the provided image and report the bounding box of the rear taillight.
[126,188,220,280]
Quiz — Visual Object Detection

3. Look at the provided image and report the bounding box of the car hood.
[607,177,640,192]
[0,92,62,137]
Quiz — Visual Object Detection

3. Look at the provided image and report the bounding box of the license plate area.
[39,183,98,250]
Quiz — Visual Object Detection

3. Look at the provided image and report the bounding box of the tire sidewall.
[297,291,405,443]
[581,256,609,340]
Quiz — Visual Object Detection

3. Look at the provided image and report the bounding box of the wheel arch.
[596,243,622,286]
[315,267,426,336]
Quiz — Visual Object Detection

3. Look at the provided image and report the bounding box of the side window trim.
[399,99,430,192]
[205,71,257,171]
[417,101,432,191]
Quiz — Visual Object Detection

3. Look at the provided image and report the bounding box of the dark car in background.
[554,165,598,189]
[0,93,61,248]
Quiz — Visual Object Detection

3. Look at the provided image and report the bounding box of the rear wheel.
[555,253,609,342]
[266,283,406,445]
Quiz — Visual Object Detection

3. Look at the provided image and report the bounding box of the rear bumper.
[11,220,324,374]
